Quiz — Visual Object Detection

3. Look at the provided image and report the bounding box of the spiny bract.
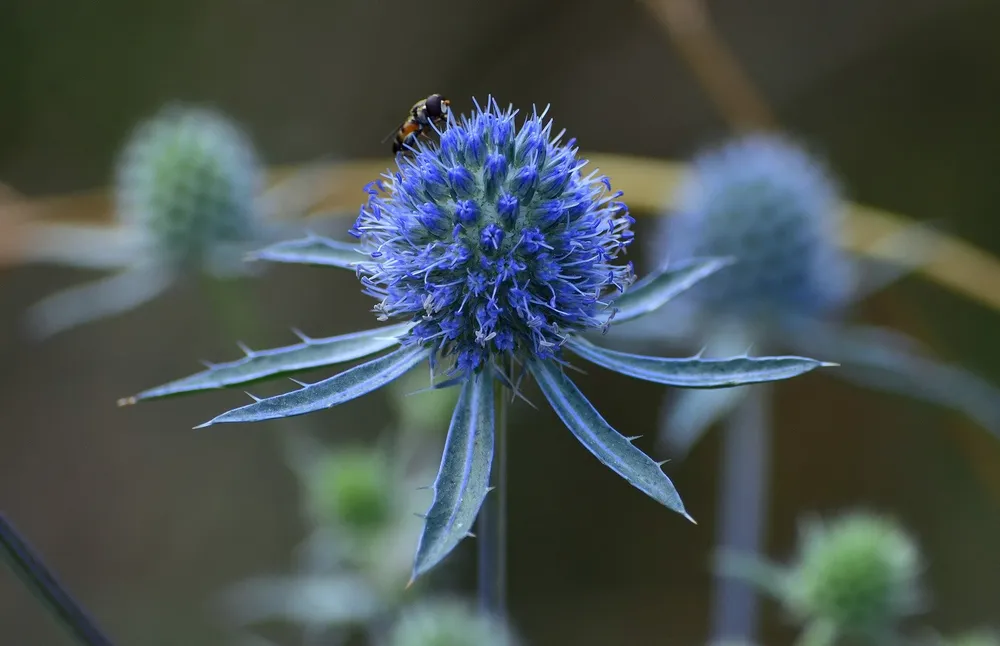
[351,98,635,376]
[116,103,263,274]
[650,133,853,324]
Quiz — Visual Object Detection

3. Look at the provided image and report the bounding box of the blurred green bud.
[785,512,923,639]
[391,367,463,433]
[313,449,395,535]
[116,104,263,275]
[387,599,515,646]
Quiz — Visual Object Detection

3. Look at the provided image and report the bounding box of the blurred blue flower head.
[350,98,635,377]
[620,132,1000,457]
[651,133,854,327]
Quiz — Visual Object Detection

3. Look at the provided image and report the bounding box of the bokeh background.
[2,0,1000,644]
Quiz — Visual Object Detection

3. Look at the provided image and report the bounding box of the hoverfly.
[382,94,451,155]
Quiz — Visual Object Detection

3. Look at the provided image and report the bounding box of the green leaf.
[567,336,833,388]
[610,257,734,324]
[411,372,494,581]
[120,322,413,404]
[247,234,370,270]
[194,344,431,428]
[528,359,691,519]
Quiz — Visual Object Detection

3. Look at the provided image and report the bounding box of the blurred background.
[2,0,1000,644]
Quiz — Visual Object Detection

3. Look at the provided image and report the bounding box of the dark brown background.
[2,0,1000,644]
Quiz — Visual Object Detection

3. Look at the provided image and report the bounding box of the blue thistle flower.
[349,99,635,379]
[122,98,831,580]
[615,132,1000,456]
[648,133,854,326]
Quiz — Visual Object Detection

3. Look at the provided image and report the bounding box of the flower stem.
[0,513,116,646]
[477,375,509,620]
[709,383,772,644]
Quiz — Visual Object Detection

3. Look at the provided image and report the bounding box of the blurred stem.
[0,514,116,646]
[639,0,777,132]
[200,275,260,341]
[709,383,772,644]
[477,372,509,621]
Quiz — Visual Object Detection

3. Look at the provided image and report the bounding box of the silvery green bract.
[123,97,832,580]
[614,133,1000,456]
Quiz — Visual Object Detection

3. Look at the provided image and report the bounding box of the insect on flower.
[120,97,833,581]
[382,94,451,155]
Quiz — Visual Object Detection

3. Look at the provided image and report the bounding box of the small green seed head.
[115,104,263,275]
[387,599,516,646]
[785,512,923,638]
[313,449,395,535]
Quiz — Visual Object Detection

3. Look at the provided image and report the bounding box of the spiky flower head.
[312,448,395,535]
[123,96,831,583]
[116,104,263,275]
[784,512,923,639]
[351,98,635,376]
[386,599,516,646]
[650,133,854,326]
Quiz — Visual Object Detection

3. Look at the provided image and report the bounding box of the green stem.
[477,373,509,620]
[198,275,260,341]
